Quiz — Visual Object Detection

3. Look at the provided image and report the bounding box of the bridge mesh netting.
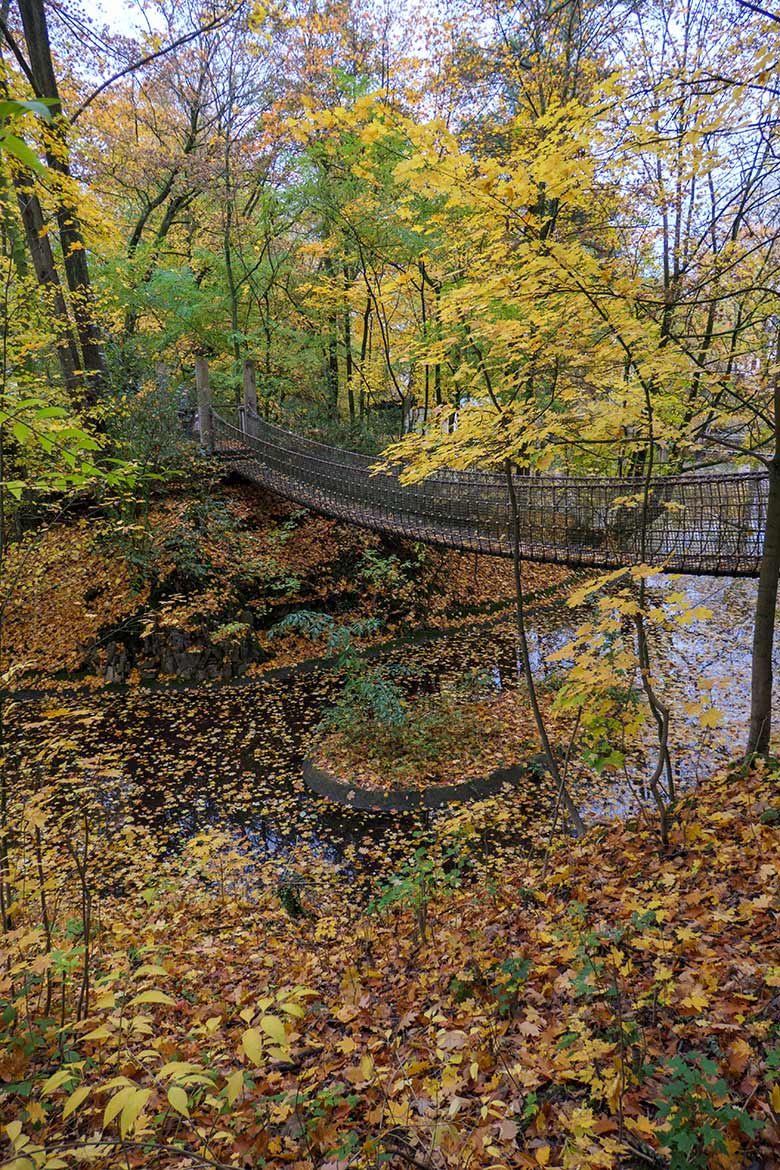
[212,409,768,577]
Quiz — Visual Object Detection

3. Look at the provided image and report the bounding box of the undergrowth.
[2,754,779,1168]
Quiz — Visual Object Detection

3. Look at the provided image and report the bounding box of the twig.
[0,1137,236,1170]
[542,707,582,879]
[70,5,247,124]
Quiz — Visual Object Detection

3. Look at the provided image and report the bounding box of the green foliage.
[0,97,54,173]
[0,396,136,499]
[102,495,301,615]
[290,402,404,455]
[765,1048,780,1084]
[270,609,343,645]
[359,547,405,588]
[370,833,469,943]
[105,375,192,477]
[273,627,499,766]
[264,508,308,547]
[321,664,407,733]
[491,956,532,1018]
[269,610,401,729]
[314,671,515,790]
[142,497,240,588]
[277,878,309,919]
[134,264,231,359]
[211,621,251,645]
[655,1052,763,1168]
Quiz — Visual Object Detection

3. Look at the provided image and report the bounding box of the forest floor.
[2,752,779,1169]
[1,472,571,691]
[2,476,779,1170]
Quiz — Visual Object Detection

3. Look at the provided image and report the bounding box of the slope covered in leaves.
[0,480,567,689]
[2,759,780,1169]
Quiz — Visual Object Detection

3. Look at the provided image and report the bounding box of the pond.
[11,571,776,890]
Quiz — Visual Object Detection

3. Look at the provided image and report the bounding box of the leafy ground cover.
[311,686,561,792]
[4,489,778,1170]
[2,752,779,1169]
[1,481,569,690]
[6,605,654,878]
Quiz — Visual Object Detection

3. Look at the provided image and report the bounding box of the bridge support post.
[243,358,258,437]
[195,357,214,454]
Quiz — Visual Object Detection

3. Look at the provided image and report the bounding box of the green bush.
[655,1051,762,1168]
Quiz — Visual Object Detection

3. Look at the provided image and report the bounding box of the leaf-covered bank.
[0,479,569,690]
[2,759,780,1169]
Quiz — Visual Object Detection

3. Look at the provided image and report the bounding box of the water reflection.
[13,573,776,883]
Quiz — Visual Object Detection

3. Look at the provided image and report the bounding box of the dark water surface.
[13,573,775,887]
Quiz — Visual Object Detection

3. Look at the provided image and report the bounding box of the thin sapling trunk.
[505,460,585,837]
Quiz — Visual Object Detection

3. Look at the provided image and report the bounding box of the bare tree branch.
[70,3,245,124]
[700,431,773,468]
[737,0,780,23]
[0,15,37,90]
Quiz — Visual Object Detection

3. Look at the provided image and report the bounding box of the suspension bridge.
[207,406,767,578]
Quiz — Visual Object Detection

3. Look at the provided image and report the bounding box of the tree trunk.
[224,197,242,383]
[0,64,81,394]
[319,251,340,418]
[505,460,585,836]
[747,455,780,757]
[326,328,339,418]
[421,294,429,423]
[195,357,213,454]
[345,309,354,424]
[12,174,81,396]
[262,290,272,408]
[16,0,105,398]
[243,358,257,437]
[0,166,27,278]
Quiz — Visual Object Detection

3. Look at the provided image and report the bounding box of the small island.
[305,686,549,810]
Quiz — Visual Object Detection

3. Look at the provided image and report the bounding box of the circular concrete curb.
[302,755,544,812]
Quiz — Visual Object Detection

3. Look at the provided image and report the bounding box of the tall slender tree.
[9,0,106,400]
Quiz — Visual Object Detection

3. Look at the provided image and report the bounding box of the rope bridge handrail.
[211,407,768,578]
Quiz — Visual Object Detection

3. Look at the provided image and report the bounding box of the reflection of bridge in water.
[211,409,768,578]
